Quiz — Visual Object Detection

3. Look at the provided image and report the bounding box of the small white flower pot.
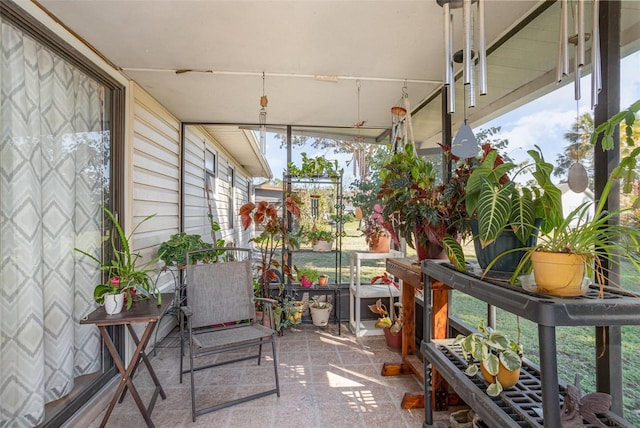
[104,292,125,315]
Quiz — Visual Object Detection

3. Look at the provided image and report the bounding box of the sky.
[261,50,640,187]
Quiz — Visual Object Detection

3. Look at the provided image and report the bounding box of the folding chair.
[179,248,279,421]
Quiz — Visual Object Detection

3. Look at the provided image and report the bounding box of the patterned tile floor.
[86,323,454,428]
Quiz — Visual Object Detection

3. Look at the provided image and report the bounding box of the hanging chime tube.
[577,0,585,68]
[556,0,565,82]
[573,2,581,100]
[463,0,472,86]
[562,0,570,77]
[591,0,601,108]
[443,1,451,87]
[468,1,476,108]
[447,6,455,114]
[478,0,487,96]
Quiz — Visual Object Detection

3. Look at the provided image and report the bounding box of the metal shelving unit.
[282,173,344,333]
[421,260,640,428]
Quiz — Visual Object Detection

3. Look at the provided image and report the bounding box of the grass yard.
[289,219,640,424]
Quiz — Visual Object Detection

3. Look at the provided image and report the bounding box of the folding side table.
[81,293,173,428]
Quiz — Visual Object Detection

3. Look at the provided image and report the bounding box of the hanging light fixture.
[258,71,268,153]
[557,0,601,108]
[437,0,487,115]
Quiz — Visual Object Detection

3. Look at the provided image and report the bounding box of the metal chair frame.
[179,247,280,421]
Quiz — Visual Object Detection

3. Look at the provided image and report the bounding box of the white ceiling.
[33,0,640,177]
[37,0,541,128]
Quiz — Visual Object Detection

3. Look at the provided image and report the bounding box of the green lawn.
[294,220,640,424]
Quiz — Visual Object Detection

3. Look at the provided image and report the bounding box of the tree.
[275,134,380,182]
[553,113,594,181]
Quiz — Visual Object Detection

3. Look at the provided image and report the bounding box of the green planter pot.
[468,219,541,275]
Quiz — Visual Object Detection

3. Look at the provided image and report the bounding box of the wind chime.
[438,0,487,159]
[258,72,268,153]
[390,83,416,154]
[352,81,367,177]
[557,0,601,193]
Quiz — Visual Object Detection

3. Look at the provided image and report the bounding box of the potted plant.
[377,144,468,260]
[460,145,563,274]
[488,101,640,296]
[240,197,302,300]
[360,204,391,252]
[318,273,330,287]
[75,206,162,314]
[241,196,305,334]
[288,152,343,178]
[308,296,333,327]
[305,227,334,252]
[368,297,402,349]
[294,266,320,287]
[158,231,225,268]
[453,320,523,397]
[366,272,403,348]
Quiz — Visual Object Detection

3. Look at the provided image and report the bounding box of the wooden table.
[80,294,172,427]
[384,258,451,410]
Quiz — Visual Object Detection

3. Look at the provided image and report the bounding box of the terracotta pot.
[415,240,446,260]
[530,251,587,296]
[480,360,520,389]
[383,327,402,350]
[318,274,329,287]
[369,235,391,253]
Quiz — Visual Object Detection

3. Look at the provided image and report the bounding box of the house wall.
[183,125,253,248]
[128,83,181,293]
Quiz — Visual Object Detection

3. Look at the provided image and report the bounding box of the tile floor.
[85,323,454,428]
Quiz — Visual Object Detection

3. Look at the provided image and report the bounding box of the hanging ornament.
[567,102,589,193]
[451,83,479,158]
[390,105,407,152]
[258,72,268,153]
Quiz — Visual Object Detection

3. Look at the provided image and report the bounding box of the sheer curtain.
[0,18,106,426]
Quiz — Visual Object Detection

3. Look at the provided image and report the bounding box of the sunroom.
[1,1,639,427]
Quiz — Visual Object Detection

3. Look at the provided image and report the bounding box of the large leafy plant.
[75,206,161,309]
[377,144,445,251]
[240,196,303,300]
[464,146,563,248]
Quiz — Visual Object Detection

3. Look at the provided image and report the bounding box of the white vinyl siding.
[130,83,181,285]
[183,125,252,247]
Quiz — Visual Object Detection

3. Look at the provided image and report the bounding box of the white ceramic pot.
[310,306,332,326]
[104,292,125,315]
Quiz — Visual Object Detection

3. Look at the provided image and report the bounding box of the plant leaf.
[443,235,466,271]
[477,180,514,247]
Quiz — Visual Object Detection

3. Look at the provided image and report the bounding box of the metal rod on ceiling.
[478,0,487,96]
